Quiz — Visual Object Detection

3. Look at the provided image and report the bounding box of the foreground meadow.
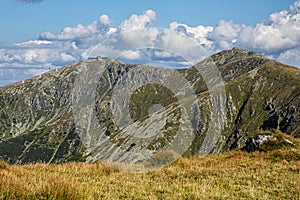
[1,148,299,200]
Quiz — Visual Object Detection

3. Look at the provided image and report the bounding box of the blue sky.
[0,0,296,44]
[0,0,300,86]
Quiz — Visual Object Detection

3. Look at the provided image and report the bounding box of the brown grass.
[0,149,300,199]
[0,160,9,170]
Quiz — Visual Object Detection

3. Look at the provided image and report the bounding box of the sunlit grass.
[1,148,300,199]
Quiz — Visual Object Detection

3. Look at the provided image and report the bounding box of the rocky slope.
[0,48,299,165]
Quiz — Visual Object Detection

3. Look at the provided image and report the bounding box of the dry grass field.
[1,147,300,200]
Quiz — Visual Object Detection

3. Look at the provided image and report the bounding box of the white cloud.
[208,20,244,49]
[156,29,208,63]
[277,47,300,67]
[121,50,141,60]
[0,46,75,65]
[153,50,174,58]
[237,1,300,53]
[169,22,213,46]
[40,24,95,41]
[15,40,52,46]
[83,10,159,59]
[99,15,113,26]
[120,10,157,31]
[39,14,113,41]
[1,2,300,86]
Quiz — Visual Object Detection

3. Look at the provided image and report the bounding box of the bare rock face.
[0,48,300,164]
[243,135,277,152]
[242,132,295,152]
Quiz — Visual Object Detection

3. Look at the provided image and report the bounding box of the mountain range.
[0,48,299,165]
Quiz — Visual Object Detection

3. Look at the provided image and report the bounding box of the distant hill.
[0,48,299,164]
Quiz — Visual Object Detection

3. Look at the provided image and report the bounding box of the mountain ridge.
[0,48,299,164]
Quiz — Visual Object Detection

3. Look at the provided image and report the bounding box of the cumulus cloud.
[120,10,157,31]
[207,20,244,50]
[169,22,213,46]
[39,14,113,41]
[1,2,300,86]
[100,15,113,26]
[189,1,300,56]
[238,1,300,54]
[277,47,300,67]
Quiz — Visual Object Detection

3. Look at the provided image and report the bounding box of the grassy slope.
[1,137,300,200]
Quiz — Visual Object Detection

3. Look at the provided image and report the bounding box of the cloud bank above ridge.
[1,1,300,86]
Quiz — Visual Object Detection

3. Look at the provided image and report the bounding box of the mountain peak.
[209,47,266,65]
[195,48,269,83]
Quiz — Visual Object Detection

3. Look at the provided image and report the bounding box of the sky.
[0,0,300,86]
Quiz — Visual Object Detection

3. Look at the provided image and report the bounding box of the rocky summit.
[0,48,300,165]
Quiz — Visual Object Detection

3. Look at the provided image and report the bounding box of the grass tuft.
[0,160,9,170]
